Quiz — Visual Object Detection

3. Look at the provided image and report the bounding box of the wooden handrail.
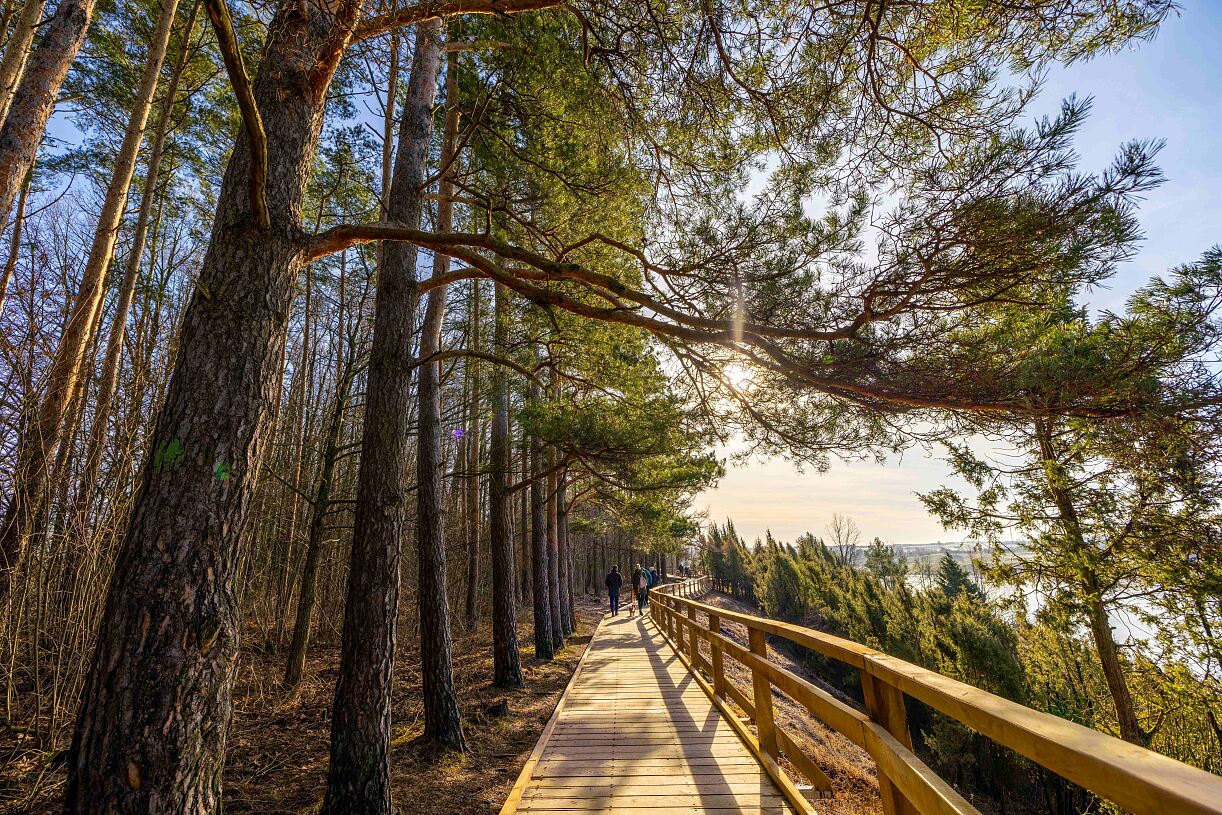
[650,577,1222,815]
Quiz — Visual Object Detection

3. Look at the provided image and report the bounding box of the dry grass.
[694,592,884,815]
[1,599,602,815]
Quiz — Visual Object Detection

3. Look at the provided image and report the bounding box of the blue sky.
[697,1,1222,546]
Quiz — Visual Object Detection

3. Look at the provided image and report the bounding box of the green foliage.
[701,515,1222,808]
[934,553,984,602]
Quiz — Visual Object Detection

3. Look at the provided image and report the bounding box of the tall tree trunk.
[324,19,444,814]
[1035,419,1146,746]
[546,462,562,650]
[489,281,522,687]
[557,470,572,635]
[0,0,97,226]
[65,1,353,808]
[519,431,530,605]
[464,281,481,626]
[0,161,30,315]
[530,386,552,660]
[413,29,465,752]
[0,0,182,590]
[0,0,47,125]
[75,0,200,521]
[284,361,353,689]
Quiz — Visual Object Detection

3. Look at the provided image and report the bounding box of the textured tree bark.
[415,37,465,749]
[64,0,346,805]
[530,391,553,660]
[75,0,200,525]
[464,281,481,626]
[520,432,531,605]
[546,464,562,650]
[0,0,48,125]
[324,19,446,814]
[0,0,97,226]
[489,281,523,687]
[1086,595,1146,745]
[557,470,572,636]
[0,162,30,316]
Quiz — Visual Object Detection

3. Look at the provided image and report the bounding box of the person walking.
[605,564,623,616]
[633,563,649,613]
[645,565,660,610]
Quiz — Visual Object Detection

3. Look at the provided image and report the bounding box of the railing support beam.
[749,626,779,759]
[862,670,917,815]
[709,612,725,699]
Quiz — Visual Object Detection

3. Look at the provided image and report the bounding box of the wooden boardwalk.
[500,610,799,814]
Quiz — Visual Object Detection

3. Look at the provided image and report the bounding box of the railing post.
[748,626,778,759]
[862,670,917,815]
[709,613,725,698]
[687,604,700,669]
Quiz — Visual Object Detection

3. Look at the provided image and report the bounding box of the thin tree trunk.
[530,385,552,660]
[0,0,182,589]
[284,361,353,689]
[546,461,562,650]
[65,1,351,807]
[324,19,450,815]
[557,469,572,635]
[1036,419,1146,746]
[489,281,522,687]
[0,161,30,316]
[413,29,464,751]
[464,280,481,625]
[1085,595,1146,745]
[520,431,530,605]
[0,0,98,226]
[0,0,48,125]
[75,0,199,520]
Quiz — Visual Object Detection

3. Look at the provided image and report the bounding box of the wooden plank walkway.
[501,610,800,814]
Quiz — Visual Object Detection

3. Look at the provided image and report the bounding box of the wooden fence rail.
[650,576,1222,815]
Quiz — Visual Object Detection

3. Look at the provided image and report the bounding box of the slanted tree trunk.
[324,19,445,814]
[1085,594,1146,745]
[530,388,553,660]
[0,0,182,591]
[414,31,465,752]
[0,162,30,316]
[64,0,350,803]
[0,0,98,226]
[1035,419,1146,746]
[75,0,200,522]
[0,0,48,124]
[489,281,522,687]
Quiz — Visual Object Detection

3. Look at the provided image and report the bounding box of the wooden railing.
[650,577,1222,815]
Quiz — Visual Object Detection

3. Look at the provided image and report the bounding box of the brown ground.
[1,599,603,815]
[692,593,883,815]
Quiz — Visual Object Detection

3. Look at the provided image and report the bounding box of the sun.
[722,363,755,393]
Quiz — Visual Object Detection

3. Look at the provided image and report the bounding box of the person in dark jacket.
[632,564,650,612]
[605,565,623,616]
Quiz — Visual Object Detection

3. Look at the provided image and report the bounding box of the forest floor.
[2,598,602,814]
